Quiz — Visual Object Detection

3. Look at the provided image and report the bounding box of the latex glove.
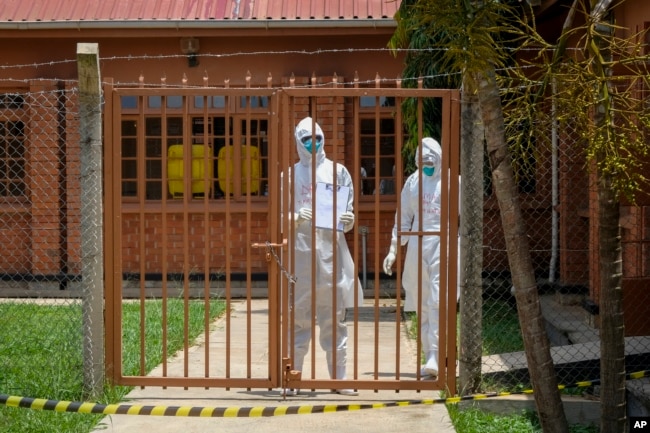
[294,207,312,227]
[382,241,398,276]
[339,211,355,233]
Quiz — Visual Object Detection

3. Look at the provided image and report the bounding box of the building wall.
[0,24,589,286]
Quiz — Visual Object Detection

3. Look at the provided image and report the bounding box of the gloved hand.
[339,211,355,233]
[294,207,312,227]
[382,240,398,276]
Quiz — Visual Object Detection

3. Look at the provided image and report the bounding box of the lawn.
[0,297,226,433]
[448,404,598,433]
[407,298,598,432]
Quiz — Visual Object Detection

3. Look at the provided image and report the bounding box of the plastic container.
[217,145,260,194]
[167,144,213,197]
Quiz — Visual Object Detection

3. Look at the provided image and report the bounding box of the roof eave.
[0,19,397,31]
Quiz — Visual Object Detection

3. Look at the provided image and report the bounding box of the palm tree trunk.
[597,175,626,433]
[590,7,626,430]
[477,66,569,433]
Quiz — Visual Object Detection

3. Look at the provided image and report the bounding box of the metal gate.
[104,79,460,394]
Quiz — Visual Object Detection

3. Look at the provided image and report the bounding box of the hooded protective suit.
[383,137,444,377]
[282,117,362,391]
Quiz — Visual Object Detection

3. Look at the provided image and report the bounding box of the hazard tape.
[2,369,649,417]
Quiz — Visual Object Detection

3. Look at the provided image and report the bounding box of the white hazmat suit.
[282,117,363,395]
[383,137,445,378]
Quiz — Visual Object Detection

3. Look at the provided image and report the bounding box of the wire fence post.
[77,42,104,397]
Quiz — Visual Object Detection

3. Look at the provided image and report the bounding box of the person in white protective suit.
[282,117,363,396]
[382,137,447,379]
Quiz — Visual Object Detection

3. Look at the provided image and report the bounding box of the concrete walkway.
[92,298,457,433]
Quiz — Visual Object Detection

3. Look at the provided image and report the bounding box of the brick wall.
[121,212,270,274]
[28,81,62,275]
[64,83,82,275]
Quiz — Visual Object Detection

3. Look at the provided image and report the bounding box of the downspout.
[549,78,559,283]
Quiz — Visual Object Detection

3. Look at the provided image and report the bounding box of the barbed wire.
[0,46,588,72]
[0,67,544,92]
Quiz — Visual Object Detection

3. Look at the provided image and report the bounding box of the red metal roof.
[0,0,399,23]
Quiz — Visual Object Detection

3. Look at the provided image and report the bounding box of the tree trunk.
[591,9,626,431]
[477,66,569,433]
[458,84,484,395]
[597,175,626,433]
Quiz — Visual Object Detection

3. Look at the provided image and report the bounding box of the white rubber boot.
[421,350,438,378]
[334,365,358,396]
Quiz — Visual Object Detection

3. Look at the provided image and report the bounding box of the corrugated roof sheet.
[0,0,399,22]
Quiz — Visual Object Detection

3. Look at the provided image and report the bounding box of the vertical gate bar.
[182,95,191,383]
[287,88,296,378]
[309,97,317,381]
[224,92,232,381]
[395,89,405,383]
[394,89,404,381]
[244,96,253,380]
[280,89,292,378]
[267,88,281,386]
[438,92,450,388]
[104,79,117,383]
[137,94,147,381]
[372,91,381,380]
[202,96,211,381]
[415,93,424,380]
[352,92,363,381]
[163,97,174,382]
[348,80,361,382]
[160,95,169,381]
[289,91,297,377]
[329,93,339,379]
[446,90,461,395]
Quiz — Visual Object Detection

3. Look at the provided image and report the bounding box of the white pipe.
[549,78,559,283]
[360,225,368,289]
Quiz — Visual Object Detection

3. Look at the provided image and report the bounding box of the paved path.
[93,298,457,433]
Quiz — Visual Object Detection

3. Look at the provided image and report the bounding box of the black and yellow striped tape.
[2,369,648,417]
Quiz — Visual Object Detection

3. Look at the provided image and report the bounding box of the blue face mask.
[422,166,435,177]
[301,135,323,154]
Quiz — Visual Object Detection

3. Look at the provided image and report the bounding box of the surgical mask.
[301,135,323,153]
[422,166,435,177]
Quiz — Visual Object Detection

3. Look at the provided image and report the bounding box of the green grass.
[0,297,225,433]
[481,299,524,355]
[448,405,598,433]
[407,298,524,358]
[410,300,596,432]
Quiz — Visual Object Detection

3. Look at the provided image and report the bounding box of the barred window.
[0,93,26,198]
[120,94,270,200]
[358,97,399,197]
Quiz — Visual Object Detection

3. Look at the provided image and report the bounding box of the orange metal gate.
[103,80,460,394]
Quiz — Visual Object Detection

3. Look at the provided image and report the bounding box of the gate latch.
[251,239,287,262]
[282,357,302,399]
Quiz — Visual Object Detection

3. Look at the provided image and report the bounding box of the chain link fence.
[0,84,81,399]
[471,108,650,394]
[0,62,649,403]
[0,72,104,402]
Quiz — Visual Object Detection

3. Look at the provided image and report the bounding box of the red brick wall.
[28,81,62,275]
[121,212,270,274]
[64,83,82,275]
[0,213,31,273]
[556,133,590,286]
